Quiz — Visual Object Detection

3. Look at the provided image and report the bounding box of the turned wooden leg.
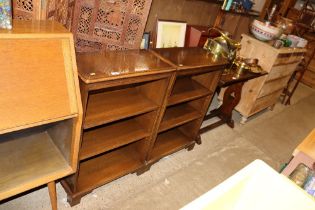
[240,116,248,124]
[47,181,57,210]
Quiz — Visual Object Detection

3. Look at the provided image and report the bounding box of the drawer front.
[266,63,298,82]
[258,76,290,98]
[250,89,283,116]
[274,53,303,66]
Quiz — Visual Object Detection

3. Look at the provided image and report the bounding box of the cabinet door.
[0,38,77,133]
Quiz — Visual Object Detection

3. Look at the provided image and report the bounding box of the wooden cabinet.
[0,20,82,209]
[61,50,176,205]
[223,34,305,123]
[149,48,227,164]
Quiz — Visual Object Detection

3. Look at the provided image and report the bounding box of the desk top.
[219,68,267,87]
[294,128,315,160]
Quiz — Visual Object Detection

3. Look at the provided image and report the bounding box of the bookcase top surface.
[0,20,70,37]
[152,47,228,70]
[76,50,176,83]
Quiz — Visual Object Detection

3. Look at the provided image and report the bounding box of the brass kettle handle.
[208,27,241,49]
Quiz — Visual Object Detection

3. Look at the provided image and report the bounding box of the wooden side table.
[282,128,315,176]
[200,68,266,133]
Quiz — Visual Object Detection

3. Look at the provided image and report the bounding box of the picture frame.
[140,32,150,49]
[155,19,187,48]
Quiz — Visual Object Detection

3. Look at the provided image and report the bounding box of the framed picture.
[140,32,150,49]
[155,20,187,48]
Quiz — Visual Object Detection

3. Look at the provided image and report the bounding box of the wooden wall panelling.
[145,0,220,32]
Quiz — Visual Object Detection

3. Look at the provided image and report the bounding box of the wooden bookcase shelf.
[61,50,175,206]
[84,87,158,129]
[77,141,143,193]
[159,100,203,133]
[0,123,73,199]
[80,113,153,160]
[168,77,211,106]
[150,124,196,162]
[0,20,82,209]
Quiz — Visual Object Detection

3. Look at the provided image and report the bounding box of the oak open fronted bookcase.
[148,47,227,164]
[61,50,175,205]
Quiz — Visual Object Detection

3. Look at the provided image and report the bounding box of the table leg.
[48,181,57,210]
[200,82,244,133]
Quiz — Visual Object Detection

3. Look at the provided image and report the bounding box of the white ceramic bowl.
[250,19,282,41]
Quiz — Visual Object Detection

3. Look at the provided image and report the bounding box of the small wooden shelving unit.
[0,20,82,210]
[61,50,176,205]
[148,47,227,164]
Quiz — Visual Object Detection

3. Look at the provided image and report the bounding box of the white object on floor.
[181,159,315,210]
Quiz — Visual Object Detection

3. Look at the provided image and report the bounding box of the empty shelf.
[84,88,158,129]
[168,78,211,106]
[80,118,150,160]
[159,103,201,133]
[77,144,143,193]
[150,128,194,162]
[0,131,72,200]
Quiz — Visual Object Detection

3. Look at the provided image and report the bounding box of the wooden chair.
[282,40,315,105]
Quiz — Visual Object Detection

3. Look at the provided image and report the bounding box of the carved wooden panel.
[71,0,152,52]
[45,0,75,29]
[12,0,74,29]
[13,0,40,20]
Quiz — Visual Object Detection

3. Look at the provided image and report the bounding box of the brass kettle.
[203,27,241,61]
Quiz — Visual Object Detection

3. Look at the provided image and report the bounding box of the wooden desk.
[201,68,267,133]
[0,20,82,210]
